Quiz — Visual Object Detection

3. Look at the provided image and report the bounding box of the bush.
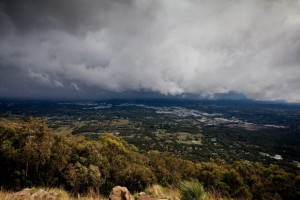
[179,180,207,200]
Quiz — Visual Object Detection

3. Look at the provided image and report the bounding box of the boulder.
[109,186,134,200]
[136,193,153,200]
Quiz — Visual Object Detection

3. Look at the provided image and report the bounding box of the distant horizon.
[1,95,298,106]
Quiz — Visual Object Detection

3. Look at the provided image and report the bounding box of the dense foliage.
[0,118,299,199]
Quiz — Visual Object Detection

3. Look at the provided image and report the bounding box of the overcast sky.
[0,0,300,101]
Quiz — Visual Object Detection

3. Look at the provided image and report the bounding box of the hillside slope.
[0,118,299,199]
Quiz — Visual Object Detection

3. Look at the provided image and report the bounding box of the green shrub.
[180,179,207,200]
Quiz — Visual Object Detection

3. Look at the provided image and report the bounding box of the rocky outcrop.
[6,186,176,200]
[136,192,154,200]
[31,189,59,200]
[108,187,171,200]
[6,188,64,200]
[6,188,32,200]
[109,186,134,200]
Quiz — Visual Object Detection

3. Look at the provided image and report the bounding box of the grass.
[179,180,207,200]
[145,184,180,200]
[0,189,8,200]
[54,125,74,135]
[0,188,107,200]
[110,119,130,126]
[0,184,227,200]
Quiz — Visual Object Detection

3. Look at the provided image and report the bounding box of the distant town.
[0,99,299,173]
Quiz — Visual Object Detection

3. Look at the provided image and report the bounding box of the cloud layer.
[0,0,300,101]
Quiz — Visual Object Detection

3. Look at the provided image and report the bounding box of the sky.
[0,0,300,102]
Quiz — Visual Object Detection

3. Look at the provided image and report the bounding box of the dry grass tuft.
[146,184,180,200]
[0,189,10,199]
[146,184,165,198]
[81,189,107,200]
[0,188,108,200]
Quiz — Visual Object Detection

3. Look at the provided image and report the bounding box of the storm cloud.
[0,0,300,101]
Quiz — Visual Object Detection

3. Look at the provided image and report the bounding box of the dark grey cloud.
[1,0,133,34]
[0,0,300,101]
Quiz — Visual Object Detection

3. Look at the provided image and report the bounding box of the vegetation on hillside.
[0,118,299,199]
